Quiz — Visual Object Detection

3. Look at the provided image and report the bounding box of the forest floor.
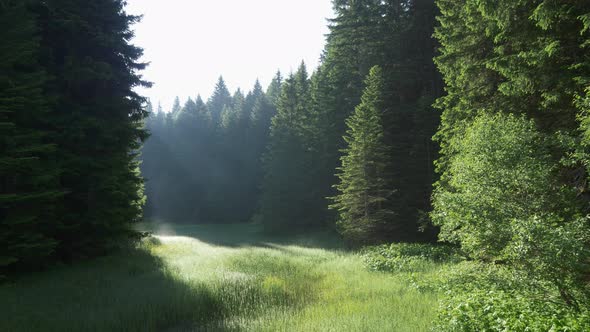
[0,223,441,331]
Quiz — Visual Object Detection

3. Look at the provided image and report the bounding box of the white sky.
[125,0,334,111]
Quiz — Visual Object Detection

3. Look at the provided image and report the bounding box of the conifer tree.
[208,76,232,124]
[36,0,150,258]
[194,95,212,130]
[266,71,283,107]
[250,83,275,152]
[330,66,394,244]
[304,0,442,239]
[170,96,182,119]
[220,89,244,131]
[0,0,61,271]
[145,99,154,115]
[179,98,197,119]
[258,64,314,232]
[244,80,264,117]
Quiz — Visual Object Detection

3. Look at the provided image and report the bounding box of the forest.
[1,0,590,331]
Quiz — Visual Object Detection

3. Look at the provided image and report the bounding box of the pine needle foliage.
[330,66,395,245]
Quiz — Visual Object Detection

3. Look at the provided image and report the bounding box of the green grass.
[0,223,441,331]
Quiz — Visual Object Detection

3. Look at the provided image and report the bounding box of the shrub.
[361,243,463,273]
[430,262,590,331]
[435,288,590,332]
[432,113,590,306]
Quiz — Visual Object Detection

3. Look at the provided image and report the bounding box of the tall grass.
[0,223,440,331]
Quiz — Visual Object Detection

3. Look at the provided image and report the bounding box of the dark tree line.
[1,0,148,274]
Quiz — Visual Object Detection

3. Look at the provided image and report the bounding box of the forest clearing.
[1,223,439,331]
[2,0,590,330]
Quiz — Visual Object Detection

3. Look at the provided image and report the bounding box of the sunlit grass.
[0,223,440,331]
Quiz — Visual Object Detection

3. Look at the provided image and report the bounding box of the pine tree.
[220,89,244,130]
[304,0,442,240]
[170,96,182,119]
[194,95,212,130]
[0,0,61,272]
[244,80,264,118]
[266,71,283,107]
[36,0,150,258]
[250,82,275,152]
[180,98,197,119]
[434,0,590,176]
[208,76,232,124]
[145,99,154,115]
[258,64,314,232]
[329,66,394,244]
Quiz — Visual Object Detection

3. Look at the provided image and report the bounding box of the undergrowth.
[361,243,590,331]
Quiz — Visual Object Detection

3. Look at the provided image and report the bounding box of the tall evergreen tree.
[266,71,283,107]
[0,0,61,272]
[303,0,442,240]
[330,66,394,244]
[36,0,150,258]
[170,96,182,119]
[258,63,315,232]
[250,82,276,155]
[208,76,232,124]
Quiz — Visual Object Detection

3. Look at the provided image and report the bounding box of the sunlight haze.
[126,0,334,110]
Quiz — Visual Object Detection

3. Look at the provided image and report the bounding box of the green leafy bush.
[361,243,463,273]
[363,243,590,331]
[432,113,590,306]
[435,288,590,332]
[430,262,590,331]
[432,113,580,261]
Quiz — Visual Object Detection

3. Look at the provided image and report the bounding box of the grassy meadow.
[0,223,442,331]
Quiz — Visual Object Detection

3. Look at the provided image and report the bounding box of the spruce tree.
[266,71,283,107]
[304,0,442,240]
[0,0,61,272]
[170,96,182,119]
[329,66,394,244]
[208,76,232,124]
[36,0,150,258]
[258,64,314,232]
[250,82,275,155]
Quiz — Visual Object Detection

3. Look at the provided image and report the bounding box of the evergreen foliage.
[1,0,150,273]
[304,0,442,240]
[142,79,277,223]
[4,0,590,327]
[0,0,61,272]
[257,63,316,232]
[330,66,395,244]
[34,0,150,259]
[208,76,232,125]
[432,0,590,308]
[140,1,442,241]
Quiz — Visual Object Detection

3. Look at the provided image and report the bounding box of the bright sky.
[125,0,334,111]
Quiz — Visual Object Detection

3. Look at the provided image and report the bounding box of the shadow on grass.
[0,245,225,332]
[0,223,344,332]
